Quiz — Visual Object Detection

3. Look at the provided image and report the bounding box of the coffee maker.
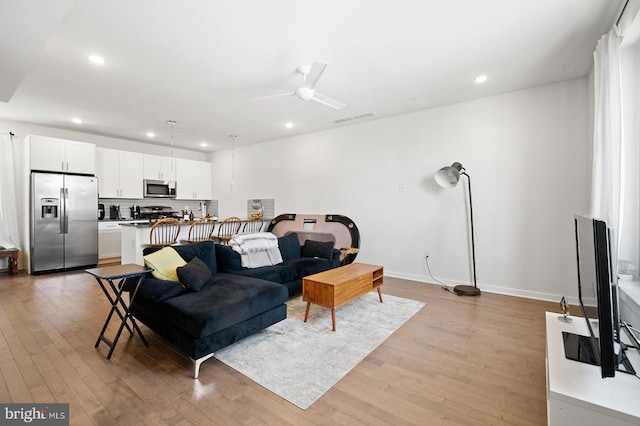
[98,203,105,220]
[109,205,120,220]
[130,205,140,219]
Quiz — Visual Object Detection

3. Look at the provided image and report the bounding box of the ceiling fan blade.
[304,62,327,89]
[312,92,346,110]
[250,91,295,101]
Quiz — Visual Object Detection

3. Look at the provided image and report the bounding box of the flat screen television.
[562,214,635,378]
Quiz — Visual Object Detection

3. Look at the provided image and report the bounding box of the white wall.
[211,78,591,302]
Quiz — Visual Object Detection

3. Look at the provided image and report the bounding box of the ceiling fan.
[252,62,346,110]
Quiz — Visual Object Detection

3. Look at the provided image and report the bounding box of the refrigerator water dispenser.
[41,198,59,219]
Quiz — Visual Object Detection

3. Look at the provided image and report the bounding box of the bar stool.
[213,217,241,245]
[181,217,216,243]
[148,218,181,246]
[242,217,264,233]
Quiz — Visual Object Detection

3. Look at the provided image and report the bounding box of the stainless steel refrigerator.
[30,172,98,273]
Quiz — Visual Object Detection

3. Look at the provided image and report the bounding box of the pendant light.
[167,120,176,189]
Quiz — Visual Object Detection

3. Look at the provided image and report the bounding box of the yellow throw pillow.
[143,246,187,282]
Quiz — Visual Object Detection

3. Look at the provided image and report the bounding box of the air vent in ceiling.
[333,112,377,124]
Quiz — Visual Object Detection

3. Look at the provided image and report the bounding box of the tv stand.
[545,312,640,425]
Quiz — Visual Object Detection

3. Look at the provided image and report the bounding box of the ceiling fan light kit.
[252,62,346,110]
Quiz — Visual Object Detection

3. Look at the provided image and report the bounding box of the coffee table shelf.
[303,263,384,331]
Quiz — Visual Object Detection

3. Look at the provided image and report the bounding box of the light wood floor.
[0,269,558,425]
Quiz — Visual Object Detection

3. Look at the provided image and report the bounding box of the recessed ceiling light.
[88,54,105,65]
[285,122,293,129]
[71,118,82,124]
[200,142,208,147]
[474,75,488,84]
[146,132,155,138]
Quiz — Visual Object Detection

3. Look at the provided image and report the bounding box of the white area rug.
[214,292,425,410]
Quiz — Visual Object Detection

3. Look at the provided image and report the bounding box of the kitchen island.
[120,217,266,265]
[120,221,194,265]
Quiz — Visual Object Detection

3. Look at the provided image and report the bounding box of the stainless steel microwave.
[143,179,177,198]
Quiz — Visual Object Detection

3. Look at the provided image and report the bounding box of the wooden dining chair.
[242,217,264,233]
[213,216,242,245]
[148,218,181,246]
[181,217,216,243]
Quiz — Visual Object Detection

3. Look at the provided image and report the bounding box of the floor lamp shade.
[435,162,464,188]
[433,162,480,296]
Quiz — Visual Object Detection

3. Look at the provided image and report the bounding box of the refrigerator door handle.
[64,187,69,234]
[60,187,65,234]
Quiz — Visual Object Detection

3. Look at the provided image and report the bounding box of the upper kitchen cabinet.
[26,135,95,174]
[96,148,143,198]
[176,158,212,200]
[143,154,175,180]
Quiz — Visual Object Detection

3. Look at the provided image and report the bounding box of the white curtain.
[591,26,623,242]
[0,133,21,249]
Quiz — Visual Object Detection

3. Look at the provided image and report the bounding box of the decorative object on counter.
[249,199,263,218]
[618,260,636,281]
[213,216,242,245]
[148,217,181,246]
[247,198,275,220]
[434,162,480,297]
[181,217,216,244]
[558,295,572,323]
[242,217,264,233]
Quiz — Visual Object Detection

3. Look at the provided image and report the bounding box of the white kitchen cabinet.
[27,135,95,174]
[98,221,122,259]
[143,154,175,180]
[176,158,212,200]
[96,148,143,198]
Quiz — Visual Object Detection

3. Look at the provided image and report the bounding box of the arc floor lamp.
[434,162,480,296]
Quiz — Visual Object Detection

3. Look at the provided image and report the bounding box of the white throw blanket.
[231,232,283,268]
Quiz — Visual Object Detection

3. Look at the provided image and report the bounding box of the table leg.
[304,302,311,322]
[377,287,383,303]
[331,308,336,331]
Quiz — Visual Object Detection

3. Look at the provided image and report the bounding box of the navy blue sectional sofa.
[129,232,340,378]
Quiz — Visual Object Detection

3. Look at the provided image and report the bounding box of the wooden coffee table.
[303,263,384,331]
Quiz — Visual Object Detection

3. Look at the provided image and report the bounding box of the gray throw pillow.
[176,256,212,291]
[301,239,334,259]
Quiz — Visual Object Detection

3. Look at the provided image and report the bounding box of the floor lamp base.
[453,285,481,296]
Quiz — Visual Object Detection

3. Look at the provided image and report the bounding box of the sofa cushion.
[143,246,186,282]
[159,273,288,338]
[215,244,244,272]
[278,232,301,261]
[231,263,298,284]
[137,277,185,302]
[301,239,334,259]
[177,256,212,291]
[285,257,340,277]
[144,241,217,274]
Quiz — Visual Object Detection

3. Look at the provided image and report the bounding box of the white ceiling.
[0,0,622,152]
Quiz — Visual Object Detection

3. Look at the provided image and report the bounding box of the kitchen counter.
[120,217,268,265]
